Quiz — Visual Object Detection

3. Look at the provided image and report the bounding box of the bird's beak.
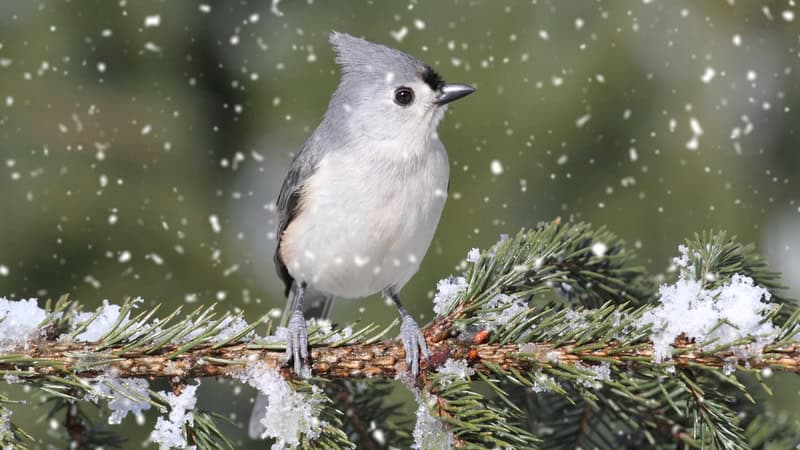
[434,83,475,105]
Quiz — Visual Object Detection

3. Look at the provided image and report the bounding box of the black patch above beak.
[434,83,476,105]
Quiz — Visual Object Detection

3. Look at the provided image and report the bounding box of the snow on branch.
[0,223,798,449]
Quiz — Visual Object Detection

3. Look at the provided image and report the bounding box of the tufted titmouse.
[249,31,474,438]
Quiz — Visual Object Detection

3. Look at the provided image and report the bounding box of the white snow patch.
[436,359,474,386]
[531,371,555,393]
[638,273,777,362]
[545,351,561,363]
[262,326,291,346]
[308,318,353,344]
[235,364,323,448]
[179,314,253,344]
[577,361,611,389]
[87,376,151,425]
[518,342,537,354]
[478,294,528,330]
[0,408,12,435]
[73,300,128,342]
[466,248,480,263]
[151,383,199,449]
[412,395,452,450]
[0,298,46,347]
[673,244,690,267]
[319,320,353,344]
[432,276,468,316]
[211,315,252,343]
[722,359,736,375]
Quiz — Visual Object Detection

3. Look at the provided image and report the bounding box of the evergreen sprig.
[0,222,798,448]
[426,222,797,449]
[431,372,540,449]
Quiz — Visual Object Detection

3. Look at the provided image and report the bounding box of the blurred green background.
[1,0,798,447]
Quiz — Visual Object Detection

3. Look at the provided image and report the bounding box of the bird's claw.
[400,315,430,376]
[285,312,309,376]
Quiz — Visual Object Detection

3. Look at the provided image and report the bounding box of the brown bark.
[4,337,799,380]
[65,400,85,450]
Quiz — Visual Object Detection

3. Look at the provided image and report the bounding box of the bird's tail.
[247,285,333,439]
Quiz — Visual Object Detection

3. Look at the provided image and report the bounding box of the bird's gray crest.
[329,32,427,83]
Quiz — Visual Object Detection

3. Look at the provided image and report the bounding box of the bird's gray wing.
[274,141,322,296]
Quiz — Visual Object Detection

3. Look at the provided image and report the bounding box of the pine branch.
[64,400,86,450]
[2,222,798,448]
[329,379,411,447]
[3,337,800,381]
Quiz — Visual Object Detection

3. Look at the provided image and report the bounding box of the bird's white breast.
[280,140,449,298]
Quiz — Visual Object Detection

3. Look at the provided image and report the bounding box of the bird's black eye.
[393,87,415,106]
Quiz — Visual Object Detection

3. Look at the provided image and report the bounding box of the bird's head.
[326,32,474,144]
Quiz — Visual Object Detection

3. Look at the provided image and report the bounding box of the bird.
[250,31,474,439]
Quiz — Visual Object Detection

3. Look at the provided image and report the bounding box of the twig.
[333,383,378,450]
[574,404,592,450]
[64,399,85,450]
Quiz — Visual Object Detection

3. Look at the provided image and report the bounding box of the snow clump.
[466,248,480,263]
[639,268,776,363]
[72,300,128,342]
[432,276,468,316]
[86,376,152,425]
[0,298,46,348]
[150,383,199,449]
[478,293,528,331]
[236,363,323,449]
[436,359,474,386]
[412,395,452,450]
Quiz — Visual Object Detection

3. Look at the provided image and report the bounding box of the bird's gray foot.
[400,314,430,376]
[285,311,309,375]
